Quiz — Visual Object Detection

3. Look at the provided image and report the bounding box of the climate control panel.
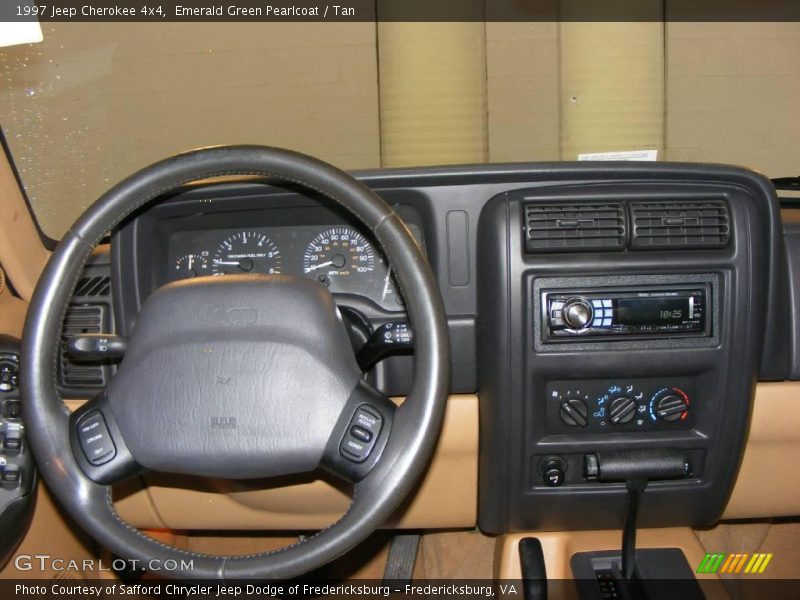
[546,378,694,433]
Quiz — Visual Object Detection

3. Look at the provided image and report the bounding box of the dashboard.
[57,162,791,533]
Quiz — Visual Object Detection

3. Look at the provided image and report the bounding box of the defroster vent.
[524,202,626,253]
[631,200,730,249]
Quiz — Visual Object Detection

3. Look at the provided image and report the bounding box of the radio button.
[562,299,593,330]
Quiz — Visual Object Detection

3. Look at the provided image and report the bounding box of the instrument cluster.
[167,224,411,311]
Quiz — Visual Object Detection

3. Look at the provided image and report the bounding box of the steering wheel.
[21,146,449,580]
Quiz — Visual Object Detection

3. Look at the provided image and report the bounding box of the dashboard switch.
[77,410,116,465]
[651,388,691,422]
[2,425,22,452]
[609,396,637,425]
[1,463,20,485]
[3,400,21,419]
[655,394,690,421]
[540,456,567,487]
[0,359,19,393]
[559,398,588,427]
[544,465,565,487]
[584,453,600,480]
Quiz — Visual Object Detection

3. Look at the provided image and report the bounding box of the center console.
[476,165,785,534]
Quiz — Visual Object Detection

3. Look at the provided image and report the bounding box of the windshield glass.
[1,16,798,238]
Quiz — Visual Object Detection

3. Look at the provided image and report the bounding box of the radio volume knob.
[562,298,593,329]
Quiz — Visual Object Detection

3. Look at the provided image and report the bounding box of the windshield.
[1,17,798,238]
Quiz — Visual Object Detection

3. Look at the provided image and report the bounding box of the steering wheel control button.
[349,425,373,443]
[339,405,383,463]
[77,410,116,465]
[559,398,588,427]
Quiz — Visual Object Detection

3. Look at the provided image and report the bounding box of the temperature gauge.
[174,252,209,279]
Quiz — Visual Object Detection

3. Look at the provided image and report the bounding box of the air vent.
[630,200,730,249]
[524,202,626,252]
[73,275,111,298]
[59,304,108,391]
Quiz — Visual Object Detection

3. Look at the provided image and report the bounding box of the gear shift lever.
[584,449,690,580]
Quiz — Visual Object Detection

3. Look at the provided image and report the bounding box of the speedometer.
[303,226,375,280]
[212,231,282,276]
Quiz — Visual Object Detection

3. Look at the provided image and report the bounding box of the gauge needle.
[213,260,240,266]
[305,260,333,273]
[381,270,393,301]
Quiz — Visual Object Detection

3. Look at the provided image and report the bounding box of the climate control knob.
[654,392,690,422]
[559,398,588,427]
[609,396,637,425]
[562,298,593,330]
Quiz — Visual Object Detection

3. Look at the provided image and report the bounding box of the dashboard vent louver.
[631,200,730,249]
[73,275,111,298]
[524,202,625,252]
[58,304,108,390]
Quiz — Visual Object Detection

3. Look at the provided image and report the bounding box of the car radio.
[543,286,709,338]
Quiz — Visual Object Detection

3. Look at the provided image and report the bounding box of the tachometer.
[303,226,375,282]
[212,231,282,276]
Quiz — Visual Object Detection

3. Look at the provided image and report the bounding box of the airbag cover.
[105,275,361,479]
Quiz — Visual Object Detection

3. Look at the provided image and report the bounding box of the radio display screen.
[616,298,691,325]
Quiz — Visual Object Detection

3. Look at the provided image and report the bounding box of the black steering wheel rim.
[21,145,450,580]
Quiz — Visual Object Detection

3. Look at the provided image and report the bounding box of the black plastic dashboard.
[103,161,787,533]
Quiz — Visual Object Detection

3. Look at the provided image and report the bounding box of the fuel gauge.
[174,252,210,279]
